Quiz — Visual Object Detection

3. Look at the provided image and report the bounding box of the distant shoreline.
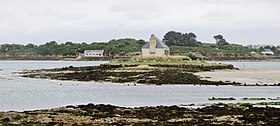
[205,56,280,62]
[2,55,280,62]
[0,55,110,61]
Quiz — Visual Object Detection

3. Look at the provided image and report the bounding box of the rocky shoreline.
[1,103,279,125]
[18,63,239,85]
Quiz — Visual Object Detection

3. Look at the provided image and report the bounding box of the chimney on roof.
[149,34,156,55]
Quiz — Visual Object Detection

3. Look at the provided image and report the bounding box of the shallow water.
[0,60,279,111]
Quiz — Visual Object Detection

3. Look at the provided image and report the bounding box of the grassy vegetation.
[207,97,271,101]
[109,60,212,65]
[257,102,280,105]
[242,97,266,100]
[170,45,254,57]
[181,102,280,107]
[109,57,224,66]
[181,97,280,107]
[268,97,280,100]
[221,102,280,106]
[208,97,236,101]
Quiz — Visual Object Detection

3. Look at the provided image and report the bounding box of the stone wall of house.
[142,48,150,57]
[142,48,169,57]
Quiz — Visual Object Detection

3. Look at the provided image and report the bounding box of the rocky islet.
[19,63,238,85]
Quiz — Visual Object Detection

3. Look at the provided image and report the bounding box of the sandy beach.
[195,67,280,85]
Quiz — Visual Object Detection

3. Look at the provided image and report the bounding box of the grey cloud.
[0,0,279,45]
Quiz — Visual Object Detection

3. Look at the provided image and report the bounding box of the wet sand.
[195,67,280,85]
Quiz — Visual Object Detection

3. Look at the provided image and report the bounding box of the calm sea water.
[0,60,280,111]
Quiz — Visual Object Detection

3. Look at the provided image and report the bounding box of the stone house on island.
[142,34,170,57]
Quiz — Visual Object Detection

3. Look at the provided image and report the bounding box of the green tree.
[163,31,201,47]
[36,47,50,56]
[0,44,7,53]
[163,31,182,46]
[105,38,142,57]
[213,34,229,48]
[264,45,271,49]
[26,43,35,48]
[188,32,197,40]
[271,46,277,51]
[213,34,224,42]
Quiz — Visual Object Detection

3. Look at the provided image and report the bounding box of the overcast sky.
[0,0,279,45]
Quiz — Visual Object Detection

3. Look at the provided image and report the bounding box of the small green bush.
[241,97,266,100]
[185,52,203,60]
[208,97,236,101]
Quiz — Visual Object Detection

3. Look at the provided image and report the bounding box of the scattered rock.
[0,103,279,125]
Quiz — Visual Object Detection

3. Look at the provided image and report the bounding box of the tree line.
[0,38,144,57]
[163,31,280,57]
[0,31,278,58]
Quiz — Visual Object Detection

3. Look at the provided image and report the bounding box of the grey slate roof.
[142,38,169,48]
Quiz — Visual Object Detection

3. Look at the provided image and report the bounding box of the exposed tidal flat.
[1,60,280,124]
[196,61,280,85]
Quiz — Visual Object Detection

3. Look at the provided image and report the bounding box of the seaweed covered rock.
[1,104,280,125]
[19,63,238,85]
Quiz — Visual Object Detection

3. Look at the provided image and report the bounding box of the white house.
[261,49,274,55]
[142,34,170,57]
[84,50,104,57]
